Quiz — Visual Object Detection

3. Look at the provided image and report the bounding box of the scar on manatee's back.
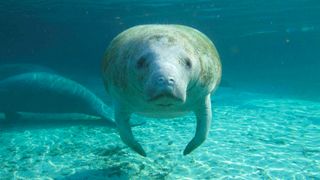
[148,34,176,44]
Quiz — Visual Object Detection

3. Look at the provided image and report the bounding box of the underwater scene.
[0,0,320,179]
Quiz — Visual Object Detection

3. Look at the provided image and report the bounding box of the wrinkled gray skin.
[0,72,116,128]
[102,25,221,156]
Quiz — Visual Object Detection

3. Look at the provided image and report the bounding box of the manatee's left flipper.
[184,95,212,155]
[115,106,146,157]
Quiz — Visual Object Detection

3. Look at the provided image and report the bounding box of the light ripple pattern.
[0,87,319,179]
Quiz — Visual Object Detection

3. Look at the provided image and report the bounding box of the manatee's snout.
[157,76,175,87]
[151,75,176,101]
[145,72,186,105]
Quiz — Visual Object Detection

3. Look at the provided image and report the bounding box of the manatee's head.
[127,34,201,108]
[103,25,221,110]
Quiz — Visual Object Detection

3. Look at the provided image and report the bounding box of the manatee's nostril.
[158,77,165,84]
[157,76,175,86]
[168,77,175,85]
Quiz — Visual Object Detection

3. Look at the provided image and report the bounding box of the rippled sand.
[1,87,319,179]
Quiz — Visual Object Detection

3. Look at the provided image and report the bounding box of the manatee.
[0,63,54,80]
[102,24,222,156]
[0,72,117,128]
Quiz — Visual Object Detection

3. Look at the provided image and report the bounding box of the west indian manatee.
[102,24,221,156]
[0,63,54,80]
[0,72,117,128]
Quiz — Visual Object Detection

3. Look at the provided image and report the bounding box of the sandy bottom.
[0,87,319,179]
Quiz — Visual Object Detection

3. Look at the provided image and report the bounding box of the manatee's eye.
[136,56,148,69]
[184,57,192,69]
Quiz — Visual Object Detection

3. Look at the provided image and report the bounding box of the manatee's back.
[172,25,222,92]
[0,72,99,114]
[0,63,55,81]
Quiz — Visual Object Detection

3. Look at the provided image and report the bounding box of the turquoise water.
[1,1,320,179]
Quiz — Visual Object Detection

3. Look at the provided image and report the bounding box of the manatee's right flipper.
[4,112,21,121]
[115,106,146,157]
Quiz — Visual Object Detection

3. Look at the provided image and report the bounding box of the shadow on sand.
[58,167,129,180]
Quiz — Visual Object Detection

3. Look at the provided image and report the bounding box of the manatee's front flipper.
[115,106,146,157]
[184,95,212,155]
